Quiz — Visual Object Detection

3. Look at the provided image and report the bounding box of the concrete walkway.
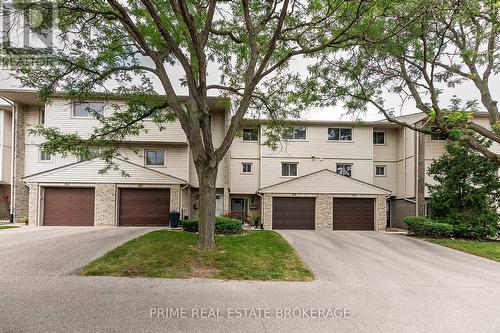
[0,228,499,332]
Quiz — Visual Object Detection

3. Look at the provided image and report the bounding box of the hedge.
[403,216,453,238]
[182,216,243,235]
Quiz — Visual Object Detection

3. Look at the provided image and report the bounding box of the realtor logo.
[1,0,56,55]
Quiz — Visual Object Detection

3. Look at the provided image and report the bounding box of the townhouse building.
[0,89,497,231]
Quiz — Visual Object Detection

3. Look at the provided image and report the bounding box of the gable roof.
[258,169,391,195]
[23,158,187,184]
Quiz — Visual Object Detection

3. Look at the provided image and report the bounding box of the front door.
[215,194,223,216]
[231,198,246,219]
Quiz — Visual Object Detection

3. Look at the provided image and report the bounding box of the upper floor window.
[281,162,298,177]
[79,148,100,162]
[373,131,385,144]
[282,126,307,140]
[39,108,45,125]
[328,128,352,141]
[39,150,52,162]
[72,101,105,118]
[242,162,253,174]
[242,128,258,141]
[375,165,386,176]
[336,163,352,177]
[145,149,165,166]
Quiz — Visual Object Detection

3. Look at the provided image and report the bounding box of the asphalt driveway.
[0,226,158,276]
[0,229,499,332]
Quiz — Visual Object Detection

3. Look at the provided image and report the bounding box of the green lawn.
[0,225,18,230]
[428,239,500,263]
[79,230,314,281]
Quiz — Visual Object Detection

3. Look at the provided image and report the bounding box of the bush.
[215,216,243,235]
[181,219,199,233]
[452,223,497,240]
[403,216,453,238]
[182,217,243,235]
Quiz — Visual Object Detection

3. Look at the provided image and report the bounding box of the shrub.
[452,223,497,240]
[215,216,243,235]
[222,211,244,220]
[182,217,243,235]
[181,219,199,233]
[403,216,453,238]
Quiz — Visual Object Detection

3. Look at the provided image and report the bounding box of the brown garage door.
[272,197,315,230]
[333,198,374,230]
[43,187,95,226]
[119,188,170,226]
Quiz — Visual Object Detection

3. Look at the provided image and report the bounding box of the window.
[79,148,100,162]
[242,128,258,141]
[145,149,165,166]
[328,128,352,141]
[336,163,352,177]
[73,101,105,118]
[281,163,298,177]
[373,131,385,144]
[430,132,447,140]
[39,150,52,161]
[39,108,45,124]
[242,163,253,174]
[282,126,307,140]
[375,165,386,176]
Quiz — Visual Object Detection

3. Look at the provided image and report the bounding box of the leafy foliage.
[403,216,454,238]
[182,216,243,235]
[427,140,500,238]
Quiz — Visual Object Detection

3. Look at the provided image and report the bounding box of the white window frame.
[72,101,105,119]
[373,131,386,145]
[281,162,298,177]
[38,149,52,162]
[336,163,353,177]
[328,127,353,141]
[144,149,166,167]
[282,126,307,141]
[242,128,259,142]
[375,165,386,177]
[241,162,253,174]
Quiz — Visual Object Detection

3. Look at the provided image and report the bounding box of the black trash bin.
[169,211,181,228]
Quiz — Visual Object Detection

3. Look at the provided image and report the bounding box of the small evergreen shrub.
[181,219,199,233]
[182,217,243,235]
[403,216,453,238]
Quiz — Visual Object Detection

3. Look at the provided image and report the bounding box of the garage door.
[119,188,170,226]
[333,198,374,230]
[43,187,95,226]
[272,197,315,230]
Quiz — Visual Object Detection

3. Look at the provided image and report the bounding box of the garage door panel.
[43,188,95,226]
[333,198,374,230]
[119,188,170,226]
[272,197,315,230]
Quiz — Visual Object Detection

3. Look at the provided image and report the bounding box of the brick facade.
[391,198,416,229]
[13,105,29,223]
[94,184,116,226]
[0,184,10,220]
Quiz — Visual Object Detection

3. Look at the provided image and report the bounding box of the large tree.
[303,0,500,163]
[11,0,385,248]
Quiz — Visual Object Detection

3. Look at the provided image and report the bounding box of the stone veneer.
[13,104,29,223]
[28,183,38,226]
[94,184,116,226]
[262,193,387,231]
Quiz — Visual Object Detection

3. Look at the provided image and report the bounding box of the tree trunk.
[196,163,218,248]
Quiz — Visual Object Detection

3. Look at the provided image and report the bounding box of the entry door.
[231,198,246,219]
[215,194,223,216]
